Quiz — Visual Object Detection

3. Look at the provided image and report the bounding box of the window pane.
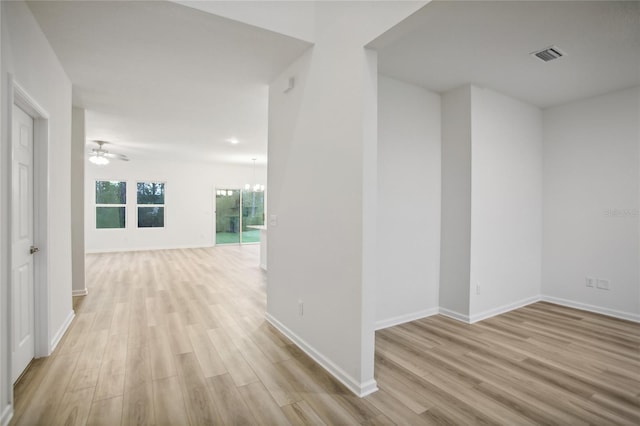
[96,181,126,204]
[96,207,126,228]
[138,207,164,228]
[241,190,264,243]
[137,182,165,204]
[242,190,264,227]
[215,189,240,244]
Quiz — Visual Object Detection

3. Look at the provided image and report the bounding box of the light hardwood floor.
[10,245,640,425]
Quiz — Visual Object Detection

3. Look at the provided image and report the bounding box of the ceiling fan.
[88,140,129,165]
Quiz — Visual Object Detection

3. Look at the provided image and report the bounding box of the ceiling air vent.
[531,46,565,62]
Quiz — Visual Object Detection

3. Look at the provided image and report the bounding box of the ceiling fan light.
[89,155,109,165]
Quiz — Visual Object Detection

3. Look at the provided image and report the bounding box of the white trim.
[1,405,13,426]
[10,78,51,362]
[49,310,75,354]
[265,312,378,397]
[72,289,88,297]
[11,81,49,120]
[32,111,50,358]
[85,244,215,254]
[541,295,640,323]
[438,307,470,323]
[358,379,379,398]
[437,297,638,325]
[469,295,541,324]
[375,307,438,330]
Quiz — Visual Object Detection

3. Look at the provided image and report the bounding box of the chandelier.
[245,158,264,192]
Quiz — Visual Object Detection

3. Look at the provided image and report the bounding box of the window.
[96,180,126,228]
[137,182,165,228]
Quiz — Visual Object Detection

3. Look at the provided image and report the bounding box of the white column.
[71,108,86,296]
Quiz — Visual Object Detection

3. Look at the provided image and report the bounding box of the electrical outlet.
[596,279,610,290]
[586,277,595,288]
[298,300,304,316]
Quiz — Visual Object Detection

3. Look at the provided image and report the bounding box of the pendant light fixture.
[245,158,264,192]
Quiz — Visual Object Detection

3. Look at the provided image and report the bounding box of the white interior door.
[11,104,35,383]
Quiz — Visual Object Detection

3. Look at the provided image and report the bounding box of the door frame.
[10,77,50,366]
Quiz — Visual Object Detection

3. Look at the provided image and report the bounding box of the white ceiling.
[25,0,639,165]
[370,0,640,108]
[27,0,311,164]
[174,0,317,43]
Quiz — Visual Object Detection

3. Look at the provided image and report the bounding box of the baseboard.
[1,404,13,426]
[50,310,75,353]
[375,307,439,330]
[85,244,215,254]
[438,307,470,323]
[541,295,640,323]
[72,288,88,297]
[376,298,539,328]
[469,295,541,324]
[265,313,378,397]
[358,379,379,397]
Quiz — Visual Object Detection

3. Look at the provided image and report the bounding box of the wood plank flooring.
[11,245,640,425]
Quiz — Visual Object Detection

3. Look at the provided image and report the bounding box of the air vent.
[531,46,565,62]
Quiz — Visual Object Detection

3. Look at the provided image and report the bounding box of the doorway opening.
[215,189,265,245]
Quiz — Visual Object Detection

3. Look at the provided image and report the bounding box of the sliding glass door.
[241,190,264,243]
[215,189,264,245]
[215,189,241,244]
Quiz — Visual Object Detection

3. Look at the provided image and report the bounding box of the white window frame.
[136,181,166,229]
[95,179,127,229]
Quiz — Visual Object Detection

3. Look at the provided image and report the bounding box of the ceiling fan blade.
[104,152,129,161]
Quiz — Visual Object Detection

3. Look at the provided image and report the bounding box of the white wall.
[376,76,440,328]
[0,3,6,425]
[85,158,266,253]
[469,87,542,321]
[71,108,86,295]
[439,85,542,321]
[267,1,426,397]
[1,1,73,422]
[542,87,640,320]
[439,85,472,318]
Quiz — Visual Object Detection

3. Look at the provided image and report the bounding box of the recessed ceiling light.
[226,138,239,145]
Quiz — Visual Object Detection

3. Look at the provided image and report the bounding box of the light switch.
[269,214,278,227]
